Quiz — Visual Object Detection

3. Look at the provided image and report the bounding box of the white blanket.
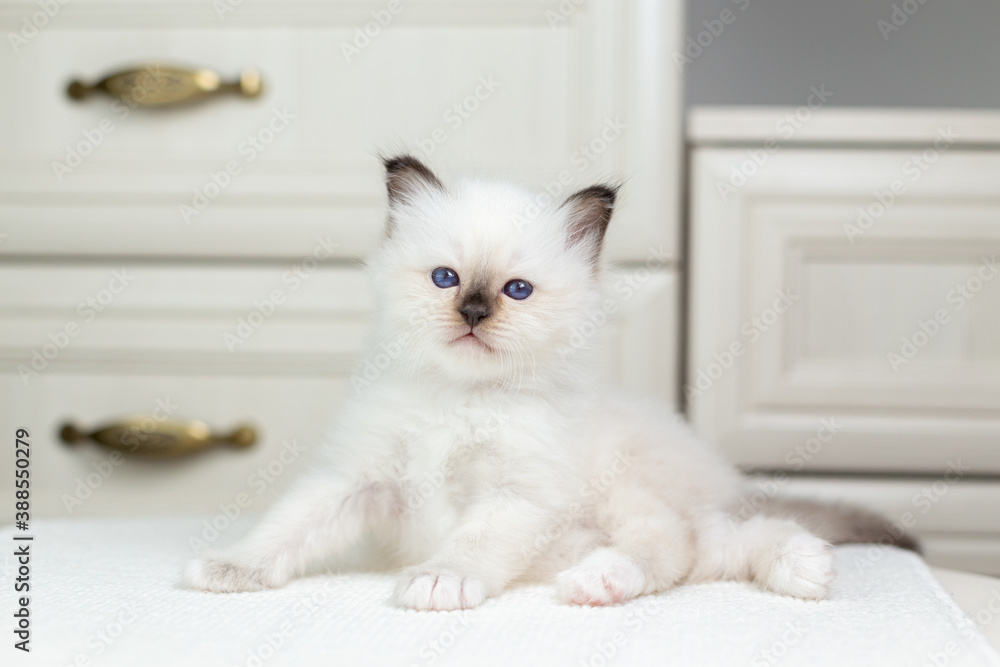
[5,517,999,667]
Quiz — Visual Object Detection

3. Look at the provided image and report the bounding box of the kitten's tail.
[756,496,922,553]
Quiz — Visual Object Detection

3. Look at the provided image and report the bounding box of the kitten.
[185,156,916,610]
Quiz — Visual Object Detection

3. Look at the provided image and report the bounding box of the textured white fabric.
[5,517,999,667]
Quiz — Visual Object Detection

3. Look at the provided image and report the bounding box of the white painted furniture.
[689,107,1000,575]
[0,0,684,518]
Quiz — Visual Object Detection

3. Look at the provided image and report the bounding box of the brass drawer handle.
[67,63,263,107]
[60,418,256,458]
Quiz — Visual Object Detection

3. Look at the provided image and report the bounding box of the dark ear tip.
[382,154,424,174]
[569,183,620,208]
[380,154,444,194]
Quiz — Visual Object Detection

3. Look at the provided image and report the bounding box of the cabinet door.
[0,0,682,262]
[689,148,1000,474]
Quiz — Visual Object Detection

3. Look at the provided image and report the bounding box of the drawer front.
[3,374,346,520]
[753,475,1000,577]
[0,260,678,518]
[0,0,682,262]
[689,148,1000,474]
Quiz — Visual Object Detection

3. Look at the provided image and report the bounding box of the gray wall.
[684,0,1000,108]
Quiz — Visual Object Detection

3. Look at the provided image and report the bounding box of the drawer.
[0,260,370,520]
[0,0,683,263]
[0,260,679,518]
[3,373,347,520]
[751,474,1000,577]
[689,147,1000,474]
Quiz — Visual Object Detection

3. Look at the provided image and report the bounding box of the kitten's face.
[367,156,616,384]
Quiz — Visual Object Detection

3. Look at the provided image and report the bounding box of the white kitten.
[185,156,916,610]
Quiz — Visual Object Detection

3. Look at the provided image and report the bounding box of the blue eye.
[503,279,533,300]
[431,267,459,288]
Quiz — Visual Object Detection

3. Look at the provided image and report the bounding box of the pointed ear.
[561,184,619,262]
[382,154,444,208]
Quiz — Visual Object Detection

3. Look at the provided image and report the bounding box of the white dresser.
[5,0,994,579]
[688,107,1000,575]
[0,0,685,518]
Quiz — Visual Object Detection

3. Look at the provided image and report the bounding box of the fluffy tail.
[756,496,921,553]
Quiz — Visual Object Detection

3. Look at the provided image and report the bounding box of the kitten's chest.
[400,399,507,467]
[391,399,508,512]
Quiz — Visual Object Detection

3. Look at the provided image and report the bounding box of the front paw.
[556,548,646,606]
[394,569,487,611]
[185,553,285,593]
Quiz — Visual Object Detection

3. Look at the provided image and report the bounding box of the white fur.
[185,172,835,609]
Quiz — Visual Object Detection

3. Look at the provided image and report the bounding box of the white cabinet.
[0,0,685,518]
[689,107,1000,574]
